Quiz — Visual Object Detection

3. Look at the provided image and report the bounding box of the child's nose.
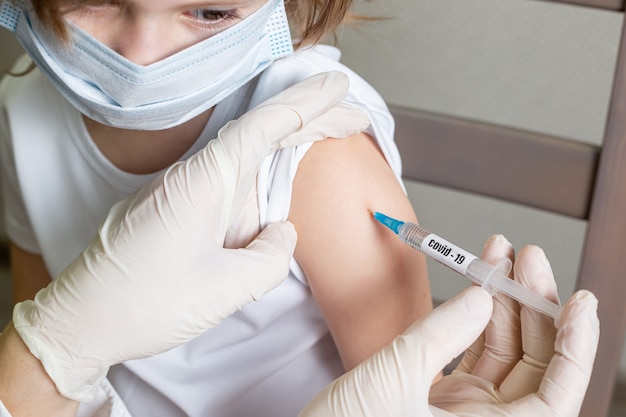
[111,17,180,65]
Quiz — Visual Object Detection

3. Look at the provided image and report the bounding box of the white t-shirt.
[0,45,401,417]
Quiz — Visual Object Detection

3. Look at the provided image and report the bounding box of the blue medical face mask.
[0,0,293,130]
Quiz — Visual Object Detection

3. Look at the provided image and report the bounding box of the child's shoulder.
[251,45,386,111]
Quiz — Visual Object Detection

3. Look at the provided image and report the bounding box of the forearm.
[0,322,78,417]
[10,243,53,304]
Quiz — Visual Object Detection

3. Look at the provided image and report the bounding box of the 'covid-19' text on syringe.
[373,211,561,320]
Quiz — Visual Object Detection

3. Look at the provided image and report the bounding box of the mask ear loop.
[0,0,23,32]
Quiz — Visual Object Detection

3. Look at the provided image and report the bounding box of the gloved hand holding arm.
[299,235,599,417]
[0,72,369,417]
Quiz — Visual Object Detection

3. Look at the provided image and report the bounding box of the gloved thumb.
[299,286,493,417]
[408,286,494,390]
[231,221,298,301]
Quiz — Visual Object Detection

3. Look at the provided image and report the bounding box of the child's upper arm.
[289,132,433,370]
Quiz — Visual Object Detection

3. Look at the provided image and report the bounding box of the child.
[0,0,432,415]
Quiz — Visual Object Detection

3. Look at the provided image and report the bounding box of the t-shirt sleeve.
[253,47,403,285]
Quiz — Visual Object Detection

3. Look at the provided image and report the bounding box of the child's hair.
[30,0,356,49]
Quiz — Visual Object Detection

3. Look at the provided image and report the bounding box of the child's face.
[64,0,270,65]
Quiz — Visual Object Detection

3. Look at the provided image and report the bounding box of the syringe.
[374,211,561,320]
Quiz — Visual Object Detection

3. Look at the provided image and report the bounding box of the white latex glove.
[299,235,599,417]
[11,71,370,402]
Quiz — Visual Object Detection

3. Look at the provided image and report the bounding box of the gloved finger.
[223,186,261,249]
[429,405,457,417]
[456,235,513,374]
[412,286,494,395]
[222,71,369,159]
[517,290,599,417]
[298,286,493,417]
[187,72,369,239]
[466,235,522,386]
[243,71,356,130]
[456,332,485,374]
[274,101,370,150]
[232,221,298,301]
[499,245,559,402]
[215,95,369,183]
[182,221,297,330]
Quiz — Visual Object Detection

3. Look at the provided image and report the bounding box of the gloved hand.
[299,235,599,417]
[11,71,370,402]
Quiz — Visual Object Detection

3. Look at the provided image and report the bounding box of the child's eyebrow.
[181,0,263,8]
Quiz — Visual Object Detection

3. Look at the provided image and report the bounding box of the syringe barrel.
[397,221,561,320]
[398,222,478,276]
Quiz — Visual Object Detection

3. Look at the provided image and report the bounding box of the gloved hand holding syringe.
[374,211,562,320]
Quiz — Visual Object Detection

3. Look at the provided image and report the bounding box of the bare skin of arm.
[290,132,432,370]
[4,246,68,416]
[0,322,78,417]
[10,243,52,304]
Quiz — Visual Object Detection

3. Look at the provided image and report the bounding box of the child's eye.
[183,8,240,29]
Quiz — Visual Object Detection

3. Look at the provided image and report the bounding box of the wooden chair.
[391,1,626,415]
